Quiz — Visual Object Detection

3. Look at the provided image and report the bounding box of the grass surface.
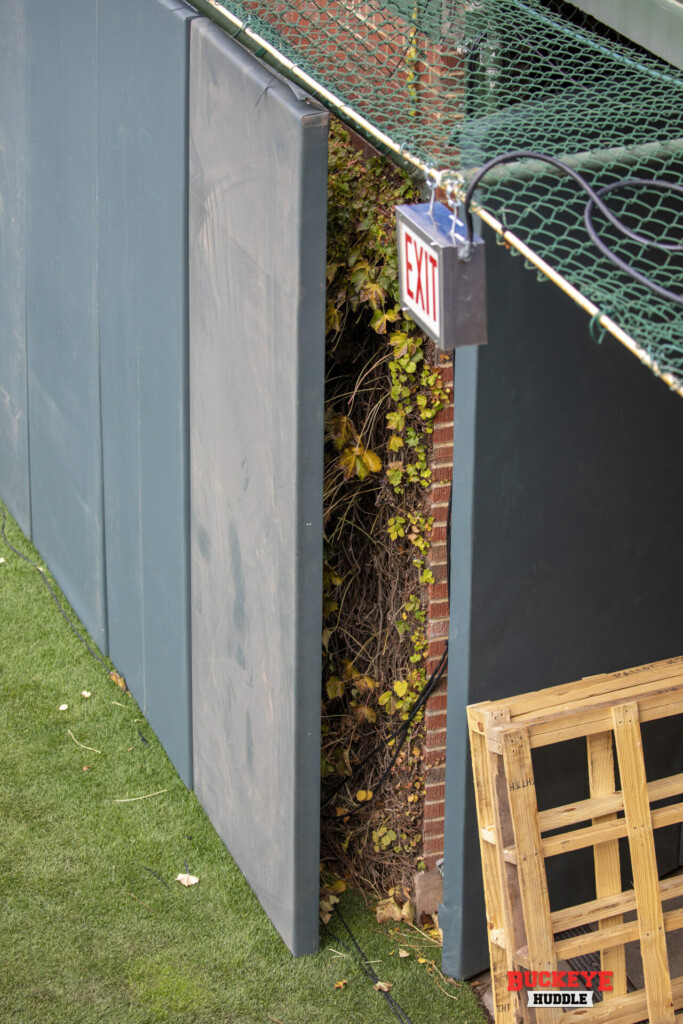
[0,503,485,1024]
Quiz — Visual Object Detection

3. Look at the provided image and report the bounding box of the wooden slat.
[468,655,683,729]
[468,708,516,1024]
[537,772,683,832]
[488,686,683,751]
[562,973,683,1024]
[550,872,683,933]
[516,906,683,965]
[501,727,561,1023]
[489,724,533,1023]
[613,701,674,1024]
[501,800,683,863]
[587,731,626,997]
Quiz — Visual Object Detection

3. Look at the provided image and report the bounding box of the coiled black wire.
[462,150,683,306]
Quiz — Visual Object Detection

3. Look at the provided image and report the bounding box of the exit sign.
[396,202,487,351]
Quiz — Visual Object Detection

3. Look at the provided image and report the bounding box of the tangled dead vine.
[321,122,451,896]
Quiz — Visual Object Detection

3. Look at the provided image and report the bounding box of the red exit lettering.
[403,228,439,329]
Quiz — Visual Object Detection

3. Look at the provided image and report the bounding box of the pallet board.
[468,656,683,1022]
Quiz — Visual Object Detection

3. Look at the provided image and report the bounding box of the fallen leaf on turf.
[59,704,68,711]
[175,873,199,887]
[83,766,90,772]
[398,948,410,958]
[319,894,339,924]
[81,690,91,698]
[375,896,402,923]
[0,557,5,564]
[417,957,428,964]
[334,980,347,990]
[400,900,415,925]
[110,670,127,692]
[374,982,393,992]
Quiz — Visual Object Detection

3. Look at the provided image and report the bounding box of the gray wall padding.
[0,0,197,785]
[441,226,683,979]
[0,0,30,536]
[25,1,107,649]
[189,20,327,956]
[98,0,197,787]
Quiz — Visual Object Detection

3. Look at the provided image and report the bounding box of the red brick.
[432,449,453,468]
[424,836,445,855]
[429,598,449,619]
[433,424,454,445]
[425,711,448,731]
[428,542,447,564]
[425,782,446,802]
[431,464,452,484]
[439,363,453,384]
[426,693,447,713]
[429,526,448,544]
[424,816,445,836]
[427,563,448,586]
[424,736,446,757]
[428,618,449,639]
[424,747,446,767]
[430,484,452,505]
[425,764,446,784]
[424,852,443,870]
[424,800,445,821]
[428,581,449,601]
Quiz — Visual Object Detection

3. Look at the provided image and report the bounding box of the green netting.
[213,0,683,384]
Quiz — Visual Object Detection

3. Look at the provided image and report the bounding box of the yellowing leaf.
[375,896,402,924]
[334,980,347,990]
[110,670,127,692]
[387,434,404,452]
[355,789,373,803]
[393,680,408,698]
[361,449,382,473]
[400,900,415,925]
[326,676,344,700]
[176,873,199,887]
[417,957,428,964]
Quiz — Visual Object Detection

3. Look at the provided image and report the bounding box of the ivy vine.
[321,122,451,893]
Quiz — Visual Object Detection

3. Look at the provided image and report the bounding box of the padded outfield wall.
[0,0,327,955]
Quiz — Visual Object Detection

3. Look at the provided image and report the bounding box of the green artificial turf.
[0,502,485,1024]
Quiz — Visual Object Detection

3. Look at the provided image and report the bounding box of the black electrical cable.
[321,472,453,819]
[321,640,448,819]
[462,150,683,306]
[1,504,110,672]
[323,905,416,1024]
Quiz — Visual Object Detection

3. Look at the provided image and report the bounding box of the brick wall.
[423,354,454,868]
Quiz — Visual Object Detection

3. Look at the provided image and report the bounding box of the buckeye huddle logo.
[508,970,613,1007]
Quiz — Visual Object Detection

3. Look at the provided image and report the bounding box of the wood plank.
[501,726,561,1023]
[488,687,683,751]
[516,906,683,965]
[587,731,626,997]
[562,973,683,1024]
[550,872,683,932]
[468,709,516,1024]
[537,772,683,832]
[612,701,674,1024]
[488,713,533,1023]
[502,800,683,862]
[468,655,683,729]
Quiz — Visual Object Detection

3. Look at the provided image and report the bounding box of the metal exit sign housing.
[396,201,487,352]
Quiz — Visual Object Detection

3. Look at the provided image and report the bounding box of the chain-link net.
[212,0,683,384]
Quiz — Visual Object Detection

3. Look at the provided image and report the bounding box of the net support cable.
[189,0,683,397]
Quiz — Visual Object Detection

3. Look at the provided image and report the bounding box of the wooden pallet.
[467,655,683,1023]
